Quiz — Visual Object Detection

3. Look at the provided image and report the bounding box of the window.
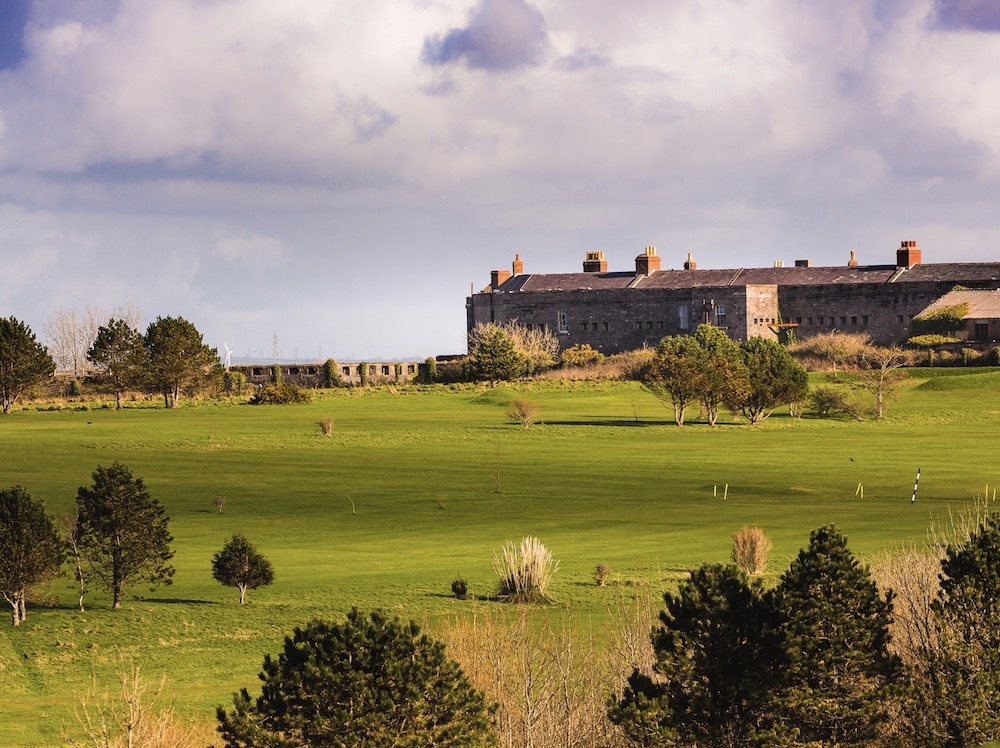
[897,315,904,323]
[657,320,664,329]
[840,316,847,326]
[289,367,300,375]
[975,323,989,342]
[591,322,598,331]
[850,316,858,326]
[679,305,690,331]
[807,317,813,325]
[715,305,727,327]
[581,322,588,331]
[381,365,390,376]
[407,365,415,374]
[862,316,868,325]
[342,366,351,375]
[635,321,643,331]
[646,321,653,330]
[557,310,568,334]
[603,322,609,331]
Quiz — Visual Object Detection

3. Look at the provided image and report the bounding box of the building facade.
[466,242,1000,353]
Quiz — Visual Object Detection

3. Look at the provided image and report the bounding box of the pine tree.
[769,525,903,746]
[0,486,65,626]
[610,564,775,747]
[212,534,274,604]
[87,318,148,410]
[75,463,174,609]
[739,336,808,424]
[217,608,495,747]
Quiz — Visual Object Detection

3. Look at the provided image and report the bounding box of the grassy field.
[2,372,1000,745]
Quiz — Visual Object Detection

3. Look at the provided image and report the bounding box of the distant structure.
[231,361,423,387]
[466,241,1000,353]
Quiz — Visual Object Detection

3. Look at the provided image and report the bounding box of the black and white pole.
[911,468,921,504]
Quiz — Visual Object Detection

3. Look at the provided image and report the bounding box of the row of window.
[340,364,418,377]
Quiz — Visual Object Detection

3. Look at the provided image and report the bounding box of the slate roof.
[493,261,1000,293]
[919,288,1000,318]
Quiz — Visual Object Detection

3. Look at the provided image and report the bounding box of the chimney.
[512,253,524,275]
[583,251,608,273]
[848,250,859,267]
[490,269,511,289]
[773,260,784,268]
[683,252,697,271]
[896,240,922,269]
[795,259,813,268]
[635,246,662,276]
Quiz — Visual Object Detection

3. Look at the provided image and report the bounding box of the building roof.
[490,259,1000,294]
[918,288,1000,319]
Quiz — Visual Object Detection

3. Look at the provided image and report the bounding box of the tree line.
[0,463,273,625]
[0,314,218,412]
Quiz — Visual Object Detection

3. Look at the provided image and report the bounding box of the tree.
[45,304,142,381]
[321,358,342,388]
[217,608,496,747]
[87,318,148,410]
[212,534,274,604]
[769,525,903,746]
[0,486,65,626]
[0,316,55,414]
[851,344,908,420]
[75,463,174,609]
[610,564,775,747]
[467,322,528,384]
[641,335,705,426]
[693,324,750,425]
[144,316,219,408]
[739,337,808,424]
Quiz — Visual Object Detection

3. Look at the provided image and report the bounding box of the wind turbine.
[223,342,232,370]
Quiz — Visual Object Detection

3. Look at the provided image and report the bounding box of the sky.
[2,0,1000,362]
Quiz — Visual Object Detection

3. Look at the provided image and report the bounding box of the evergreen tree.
[610,564,775,747]
[0,486,65,626]
[739,336,808,424]
[217,608,495,747]
[0,316,55,414]
[87,318,148,410]
[467,322,528,384]
[212,534,274,604]
[75,463,174,609]
[144,316,219,408]
[642,335,706,425]
[769,525,903,746]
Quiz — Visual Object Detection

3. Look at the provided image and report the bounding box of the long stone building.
[466,241,1000,354]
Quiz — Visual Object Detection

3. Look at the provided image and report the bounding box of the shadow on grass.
[139,597,219,605]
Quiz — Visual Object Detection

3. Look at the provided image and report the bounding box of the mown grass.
[1,376,999,745]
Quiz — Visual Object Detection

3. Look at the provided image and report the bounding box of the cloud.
[934,0,1000,30]
[216,231,285,267]
[422,0,550,70]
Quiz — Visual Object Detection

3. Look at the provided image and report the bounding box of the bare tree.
[45,305,142,380]
[851,345,908,419]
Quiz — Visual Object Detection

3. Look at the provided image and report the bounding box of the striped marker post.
[911,468,921,504]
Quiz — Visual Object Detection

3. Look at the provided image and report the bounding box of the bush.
[909,303,969,337]
[561,344,605,368]
[731,526,772,576]
[506,398,540,429]
[809,386,852,416]
[249,382,311,404]
[451,578,468,600]
[217,610,495,747]
[493,536,558,603]
[321,359,342,388]
[594,562,610,586]
[907,334,960,348]
[318,417,333,436]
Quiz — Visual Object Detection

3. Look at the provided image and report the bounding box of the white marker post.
[911,468,921,504]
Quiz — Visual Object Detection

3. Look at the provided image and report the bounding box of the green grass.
[2,378,1000,745]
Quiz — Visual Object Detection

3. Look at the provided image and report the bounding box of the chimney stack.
[848,250,859,267]
[896,240,922,269]
[635,246,662,276]
[512,253,524,276]
[683,252,697,271]
[583,251,608,273]
[490,269,511,289]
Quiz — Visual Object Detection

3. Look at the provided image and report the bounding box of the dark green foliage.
[693,324,750,425]
[223,370,247,394]
[769,525,903,746]
[144,316,219,408]
[270,364,282,384]
[0,316,55,414]
[75,463,174,609]
[321,358,342,388]
[422,356,437,383]
[739,336,809,424]
[610,564,774,747]
[0,486,65,626]
[212,534,274,604]
[808,385,852,416]
[359,361,369,387]
[451,578,468,599]
[217,609,495,747]
[909,303,969,337]
[87,318,148,410]
[909,514,1000,746]
[467,323,528,384]
[249,382,311,404]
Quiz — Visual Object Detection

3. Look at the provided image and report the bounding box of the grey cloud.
[934,0,1000,30]
[342,96,398,142]
[422,0,550,71]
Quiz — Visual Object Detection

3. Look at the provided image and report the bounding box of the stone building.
[466,241,1000,354]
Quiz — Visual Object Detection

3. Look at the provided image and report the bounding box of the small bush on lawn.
[506,399,540,429]
[249,383,311,405]
[809,386,851,416]
[493,536,558,604]
[731,525,772,576]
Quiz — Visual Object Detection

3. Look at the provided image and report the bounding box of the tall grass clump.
[493,536,559,603]
[731,525,772,576]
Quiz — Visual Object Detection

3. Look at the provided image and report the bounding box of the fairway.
[1,374,999,745]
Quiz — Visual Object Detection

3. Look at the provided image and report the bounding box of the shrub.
[907,334,960,348]
[909,302,969,337]
[217,610,495,747]
[561,344,605,368]
[493,536,558,603]
[809,386,851,416]
[249,382,310,404]
[962,347,981,365]
[506,398,540,429]
[318,417,334,436]
[595,562,610,587]
[731,525,772,576]
[270,364,282,384]
[223,370,247,394]
[321,359,342,388]
[451,578,468,600]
